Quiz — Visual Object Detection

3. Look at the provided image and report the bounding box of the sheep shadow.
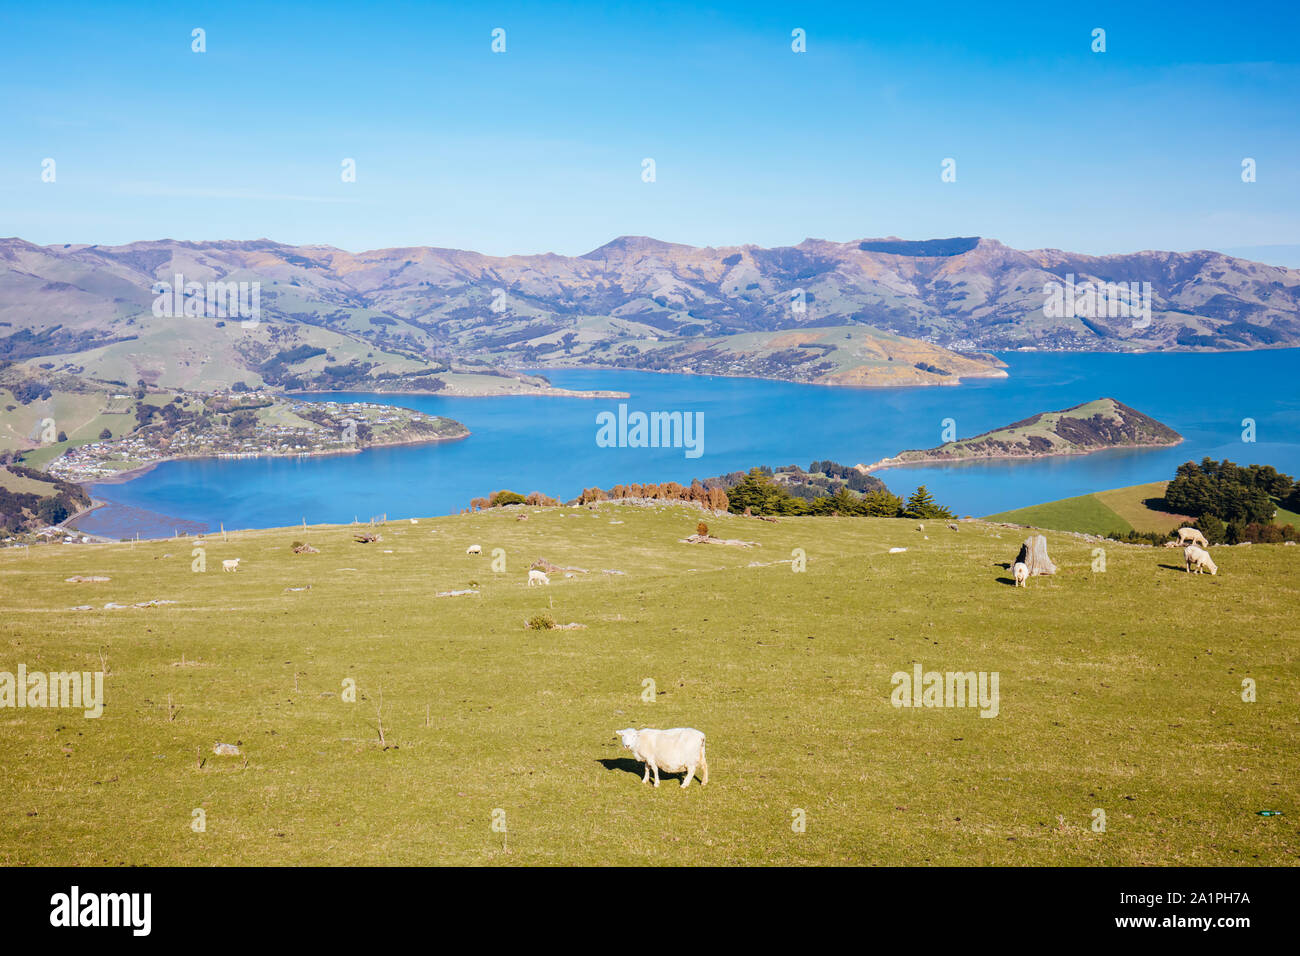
[995,576,1016,586]
[1158,563,1188,573]
[597,757,644,778]
[597,757,691,784]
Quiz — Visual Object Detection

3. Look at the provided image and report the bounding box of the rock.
[680,534,757,547]
[889,547,908,554]
[65,575,110,583]
[212,743,241,756]
[1015,534,1057,576]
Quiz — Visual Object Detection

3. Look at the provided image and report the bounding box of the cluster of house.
[44,400,430,483]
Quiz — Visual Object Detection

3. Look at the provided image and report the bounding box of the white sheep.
[616,727,708,788]
[1184,544,1218,575]
[222,558,240,572]
[1013,561,1029,587]
[465,544,482,555]
[528,569,550,586]
[1176,527,1210,550]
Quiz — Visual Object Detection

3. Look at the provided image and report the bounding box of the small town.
[45,394,467,483]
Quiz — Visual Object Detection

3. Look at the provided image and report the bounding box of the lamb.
[465,544,482,555]
[1176,527,1210,550]
[222,558,240,572]
[528,569,550,586]
[615,727,708,788]
[1184,544,1218,575]
[1013,561,1029,587]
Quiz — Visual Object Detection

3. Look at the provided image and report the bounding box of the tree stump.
[1015,534,1057,576]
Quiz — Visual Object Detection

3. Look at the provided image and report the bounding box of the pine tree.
[902,485,953,519]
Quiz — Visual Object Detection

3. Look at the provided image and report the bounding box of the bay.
[75,349,1300,537]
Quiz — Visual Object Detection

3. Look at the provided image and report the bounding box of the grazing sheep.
[616,727,708,788]
[222,558,240,572]
[1184,544,1218,575]
[1013,561,1029,587]
[1176,527,1210,550]
[465,544,482,555]
[527,569,550,587]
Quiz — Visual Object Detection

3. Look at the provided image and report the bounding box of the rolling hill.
[4,234,1298,392]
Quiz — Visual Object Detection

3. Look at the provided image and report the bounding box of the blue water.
[77,350,1300,536]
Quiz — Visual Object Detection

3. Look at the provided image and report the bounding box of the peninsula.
[860,398,1183,473]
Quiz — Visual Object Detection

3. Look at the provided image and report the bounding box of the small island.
[860,398,1182,473]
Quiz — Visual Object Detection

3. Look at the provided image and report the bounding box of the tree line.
[1161,458,1299,544]
[723,467,954,519]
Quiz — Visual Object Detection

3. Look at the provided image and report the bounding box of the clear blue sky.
[2,0,1297,256]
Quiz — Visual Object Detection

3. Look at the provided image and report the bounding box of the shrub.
[527,613,556,631]
[696,521,709,537]
[98,427,112,440]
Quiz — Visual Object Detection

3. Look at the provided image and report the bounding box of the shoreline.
[76,429,471,488]
[521,362,1010,390]
[311,385,630,400]
[859,437,1185,474]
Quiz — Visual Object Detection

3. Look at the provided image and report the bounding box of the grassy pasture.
[987,481,1198,537]
[985,492,1132,537]
[0,505,1296,866]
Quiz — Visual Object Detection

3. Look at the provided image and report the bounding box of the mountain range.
[2,235,1297,393]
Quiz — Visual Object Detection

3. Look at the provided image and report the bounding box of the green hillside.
[986,481,1195,536]
[2,505,1296,865]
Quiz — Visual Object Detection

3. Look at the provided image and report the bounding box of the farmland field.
[987,481,1195,537]
[1,503,1296,866]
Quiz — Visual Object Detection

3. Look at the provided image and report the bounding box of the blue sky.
[2,0,1298,257]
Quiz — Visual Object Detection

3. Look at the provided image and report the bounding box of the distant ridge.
[2,234,1298,394]
[857,237,981,257]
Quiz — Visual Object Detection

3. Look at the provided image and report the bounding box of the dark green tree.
[902,485,954,520]
[1193,513,1226,544]
[726,468,806,516]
